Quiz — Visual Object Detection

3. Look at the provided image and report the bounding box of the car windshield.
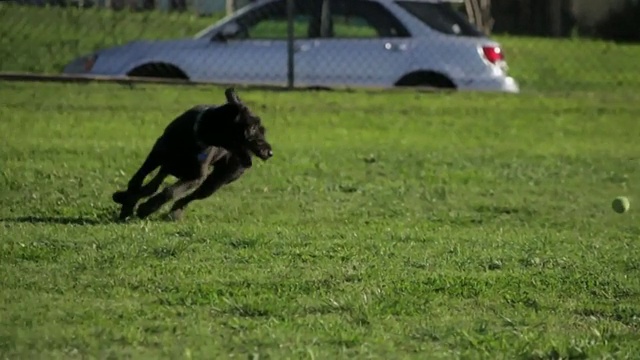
[395,1,484,37]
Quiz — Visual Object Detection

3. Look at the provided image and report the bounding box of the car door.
[302,0,414,88]
[192,0,315,87]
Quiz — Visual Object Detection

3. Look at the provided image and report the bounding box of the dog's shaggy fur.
[112,88,273,221]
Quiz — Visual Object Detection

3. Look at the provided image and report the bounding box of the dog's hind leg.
[167,161,245,221]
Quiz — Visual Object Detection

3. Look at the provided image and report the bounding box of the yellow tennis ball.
[612,196,630,214]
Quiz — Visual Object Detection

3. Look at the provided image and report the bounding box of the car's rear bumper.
[456,76,520,93]
[498,76,520,93]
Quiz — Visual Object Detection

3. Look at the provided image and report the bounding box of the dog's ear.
[225,88,242,105]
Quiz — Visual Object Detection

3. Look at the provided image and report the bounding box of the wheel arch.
[394,70,457,89]
[126,62,190,80]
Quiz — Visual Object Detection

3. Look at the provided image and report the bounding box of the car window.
[307,0,410,39]
[395,1,483,37]
[331,15,378,38]
[231,0,312,40]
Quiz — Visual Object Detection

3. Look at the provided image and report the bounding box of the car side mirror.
[214,22,241,42]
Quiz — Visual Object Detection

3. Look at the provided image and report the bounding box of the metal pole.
[320,0,331,37]
[548,0,563,37]
[286,0,295,89]
[226,0,234,16]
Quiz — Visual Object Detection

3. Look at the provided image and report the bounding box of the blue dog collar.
[197,151,209,163]
[193,107,210,149]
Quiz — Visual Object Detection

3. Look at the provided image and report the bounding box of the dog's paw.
[166,208,185,222]
[136,206,150,219]
[136,201,157,219]
[115,215,131,223]
[117,205,135,221]
[112,191,129,204]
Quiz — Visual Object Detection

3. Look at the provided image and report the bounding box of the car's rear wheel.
[127,63,189,80]
[395,71,456,90]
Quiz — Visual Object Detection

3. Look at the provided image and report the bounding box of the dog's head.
[225,88,273,166]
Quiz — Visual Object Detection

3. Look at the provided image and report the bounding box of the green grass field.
[2,3,640,93]
[1,80,639,359]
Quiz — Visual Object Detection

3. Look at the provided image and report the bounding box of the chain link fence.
[1,0,639,94]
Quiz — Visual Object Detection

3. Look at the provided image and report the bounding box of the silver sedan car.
[63,0,520,93]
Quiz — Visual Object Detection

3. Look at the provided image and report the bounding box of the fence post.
[226,0,234,15]
[548,0,563,37]
[156,0,170,11]
[286,0,295,89]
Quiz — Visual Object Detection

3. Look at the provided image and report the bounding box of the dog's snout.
[258,147,272,160]
[250,139,273,160]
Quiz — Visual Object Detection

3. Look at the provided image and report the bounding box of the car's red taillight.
[482,45,505,64]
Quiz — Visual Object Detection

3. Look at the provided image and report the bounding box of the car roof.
[194,0,464,39]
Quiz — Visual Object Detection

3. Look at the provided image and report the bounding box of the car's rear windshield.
[395,1,484,37]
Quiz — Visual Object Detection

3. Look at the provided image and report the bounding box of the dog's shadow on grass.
[0,212,182,226]
[0,215,114,226]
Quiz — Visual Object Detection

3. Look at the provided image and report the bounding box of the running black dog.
[112,88,273,221]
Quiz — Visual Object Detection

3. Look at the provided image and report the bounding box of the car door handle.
[294,43,312,53]
[384,42,407,52]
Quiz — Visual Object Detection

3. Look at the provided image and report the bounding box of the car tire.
[127,63,189,80]
[395,71,456,90]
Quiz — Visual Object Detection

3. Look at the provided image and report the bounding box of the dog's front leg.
[126,148,163,194]
[113,146,162,202]
[114,170,168,220]
[167,162,245,221]
[112,148,163,220]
